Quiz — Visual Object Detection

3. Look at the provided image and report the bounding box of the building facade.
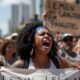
[30,0,36,18]
[9,3,30,33]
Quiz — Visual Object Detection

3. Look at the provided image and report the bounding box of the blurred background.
[0,0,43,37]
[0,0,80,37]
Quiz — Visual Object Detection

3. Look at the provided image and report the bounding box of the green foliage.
[14,28,21,33]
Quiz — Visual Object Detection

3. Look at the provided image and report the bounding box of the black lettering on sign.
[48,0,74,11]
[45,0,80,34]
[59,10,80,20]
[59,2,74,11]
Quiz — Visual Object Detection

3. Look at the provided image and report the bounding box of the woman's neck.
[32,51,50,68]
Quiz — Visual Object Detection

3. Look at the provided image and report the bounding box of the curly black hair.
[16,22,58,61]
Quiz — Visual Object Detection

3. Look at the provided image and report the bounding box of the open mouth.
[42,37,51,48]
[43,41,50,47]
[42,41,51,53]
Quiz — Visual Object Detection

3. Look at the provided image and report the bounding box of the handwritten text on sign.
[45,0,80,34]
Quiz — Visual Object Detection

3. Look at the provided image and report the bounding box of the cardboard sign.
[43,0,80,34]
[0,67,80,80]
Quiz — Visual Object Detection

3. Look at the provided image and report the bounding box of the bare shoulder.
[11,59,24,68]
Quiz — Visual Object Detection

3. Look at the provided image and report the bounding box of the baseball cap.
[61,33,73,42]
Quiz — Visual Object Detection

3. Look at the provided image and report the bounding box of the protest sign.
[43,0,80,34]
[0,67,80,80]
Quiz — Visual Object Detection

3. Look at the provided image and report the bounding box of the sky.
[0,0,40,36]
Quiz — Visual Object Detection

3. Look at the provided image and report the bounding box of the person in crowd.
[73,39,80,55]
[0,37,4,54]
[58,33,80,64]
[11,33,18,41]
[12,22,80,69]
[72,36,78,49]
[58,33,73,57]
[0,54,8,66]
[1,40,17,66]
[54,32,62,43]
[0,38,8,66]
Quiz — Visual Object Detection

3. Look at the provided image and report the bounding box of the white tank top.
[28,58,56,69]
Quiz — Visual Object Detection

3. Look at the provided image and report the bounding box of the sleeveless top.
[24,56,60,69]
[28,58,56,69]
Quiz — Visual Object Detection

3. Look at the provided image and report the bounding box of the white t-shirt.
[28,58,56,69]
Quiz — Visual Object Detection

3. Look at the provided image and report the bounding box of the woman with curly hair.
[12,22,80,69]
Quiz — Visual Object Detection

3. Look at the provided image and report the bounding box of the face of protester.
[72,37,78,47]
[34,27,52,55]
[61,36,73,50]
[5,43,15,58]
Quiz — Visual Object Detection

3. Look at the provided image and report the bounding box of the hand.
[42,11,48,19]
[72,63,80,69]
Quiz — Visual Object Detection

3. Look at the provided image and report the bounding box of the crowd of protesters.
[0,21,80,69]
[55,32,80,64]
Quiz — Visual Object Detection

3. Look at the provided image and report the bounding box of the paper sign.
[43,0,80,34]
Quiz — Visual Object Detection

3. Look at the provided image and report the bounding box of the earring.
[30,43,35,56]
[30,48,34,56]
